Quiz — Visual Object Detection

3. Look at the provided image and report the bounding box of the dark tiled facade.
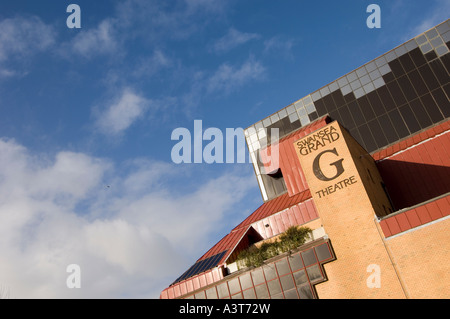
[245,20,450,202]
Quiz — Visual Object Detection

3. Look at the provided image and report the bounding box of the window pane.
[280,274,295,291]
[251,269,265,286]
[306,265,323,282]
[255,284,269,299]
[298,284,314,299]
[205,287,217,299]
[301,249,317,267]
[195,291,205,299]
[228,278,241,295]
[243,289,256,299]
[315,244,332,262]
[284,289,299,299]
[288,253,304,271]
[231,292,243,299]
[217,282,229,299]
[267,279,282,296]
[239,273,253,290]
[263,265,277,281]
[293,269,308,286]
[275,258,290,276]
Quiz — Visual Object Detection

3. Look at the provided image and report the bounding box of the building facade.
[160,20,450,299]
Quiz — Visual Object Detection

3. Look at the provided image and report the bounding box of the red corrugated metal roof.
[232,189,312,231]
[195,189,313,266]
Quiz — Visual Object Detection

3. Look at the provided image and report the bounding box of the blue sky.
[0,0,448,298]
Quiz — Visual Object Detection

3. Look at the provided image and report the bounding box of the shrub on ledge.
[237,226,312,268]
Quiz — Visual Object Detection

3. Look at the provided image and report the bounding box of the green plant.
[279,226,312,252]
[236,226,312,269]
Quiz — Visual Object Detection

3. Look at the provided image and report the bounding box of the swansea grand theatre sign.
[294,123,359,201]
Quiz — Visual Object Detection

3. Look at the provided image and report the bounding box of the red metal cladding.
[404,209,421,228]
[376,127,450,211]
[259,116,330,197]
[379,194,450,238]
[373,119,450,162]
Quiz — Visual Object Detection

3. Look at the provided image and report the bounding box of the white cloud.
[69,19,118,58]
[0,16,55,77]
[207,57,266,94]
[399,0,450,41]
[263,36,296,59]
[95,88,149,136]
[410,0,450,36]
[132,50,173,78]
[0,138,255,298]
[212,28,260,53]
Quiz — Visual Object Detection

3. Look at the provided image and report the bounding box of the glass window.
[243,288,256,299]
[288,253,304,271]
[239,273,253,290]
[278,109,288,119]
[301,249,317,267]
[255,284,269,299]
[415,34,427,45]
[263,265,277,281]
[284,289,299,299]
[228,278,241,295]
[306,265,323,282]
[315,244,332,262]
[195,291,206,299]
[337,77,348,87]
[267,279,282,296]
[293,269,308,286]
[346,71,357,83]
[311,91,321,102]
[430,36,443,48]
[300,116,310,126]
[289,112,299,123]
[297,106,307,117]
[287,104,296,115]
[303,95,312,105]
[420,42,433,54]
[280,275,295,291]
[425,28,438,40]
[231,292,243,299]
[270,113,279,123]
[298,284,314,299]
[262,118,271,127]
[305,103,316,114]
[251,268,265,286]
[436,45,449,56]
[205,287,217,299]
[217,282,229,299]
[356,66,368,77]
[275,258,290,276]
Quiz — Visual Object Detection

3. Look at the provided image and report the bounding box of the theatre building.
[160,20,450,299]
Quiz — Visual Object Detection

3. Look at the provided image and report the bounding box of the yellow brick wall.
[383,217,450,298]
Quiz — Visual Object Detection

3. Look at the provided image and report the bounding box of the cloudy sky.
[0,0,448,299]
